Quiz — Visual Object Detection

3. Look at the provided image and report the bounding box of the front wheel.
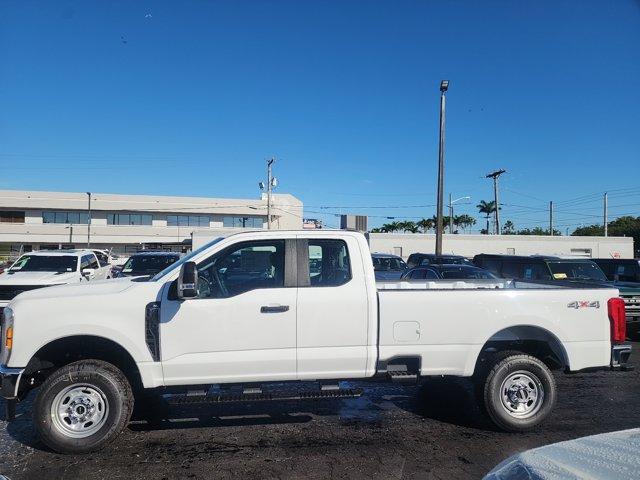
[33,359,134,453]
[480,354,556,432]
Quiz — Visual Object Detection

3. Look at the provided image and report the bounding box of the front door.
[160,239,297,385]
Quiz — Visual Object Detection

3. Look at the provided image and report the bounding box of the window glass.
[223,216,263,228]
[548,262,608,281]
[107,213,152,225]
[521,263,552,280]
[10,255,77,272]
[94,251,109,267]
[439,268,496,279]
[196,240,285,298]
[307,240,351,287]
[0,211,25,223]
[479,258,501,276]
[42,211,55,223]
[87,255,100,269]
[80,255,93,270]
[425,269,439,279]
[501,261,525,279]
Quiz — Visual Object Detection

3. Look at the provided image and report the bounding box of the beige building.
[368,233,634,260]
[0,189,302,258]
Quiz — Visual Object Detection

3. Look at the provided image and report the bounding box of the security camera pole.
[435,80,449,255]
[485,169,506,234]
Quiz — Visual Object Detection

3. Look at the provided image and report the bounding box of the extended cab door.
[159,238,298,385]
[295,236,370,380]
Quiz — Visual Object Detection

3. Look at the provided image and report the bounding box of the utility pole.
[86,192,92,247]
[448,193,453,234]
[485,169,506,235]
[435,80,449,255]
[603,192,608,237]
[267,158,275,230]
[549,201,554,236]
[69,224,73,244]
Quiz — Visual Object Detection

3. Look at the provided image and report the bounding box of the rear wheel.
[33,359,133,453]
[478,354,556,432]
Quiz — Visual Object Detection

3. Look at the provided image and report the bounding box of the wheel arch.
[21,335,144,396]
[473,325,569,376]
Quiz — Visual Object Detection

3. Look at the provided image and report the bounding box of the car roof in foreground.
[131,251,181,257]
[21,250,93,257]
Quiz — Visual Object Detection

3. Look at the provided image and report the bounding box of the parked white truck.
[0,231,632,453]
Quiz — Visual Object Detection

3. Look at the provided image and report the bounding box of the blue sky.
[1,1,639,231]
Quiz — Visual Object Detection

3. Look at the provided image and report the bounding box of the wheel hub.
[500,371,544,419]
[51,384,109,438]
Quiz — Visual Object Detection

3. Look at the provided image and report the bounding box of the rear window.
[548,262,607,282]
[373,257,406,271]
[123,255,179,274]
[439,268,496,279]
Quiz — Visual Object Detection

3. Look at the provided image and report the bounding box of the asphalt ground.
[1,342,639,480]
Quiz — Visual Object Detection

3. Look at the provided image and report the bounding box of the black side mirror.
[177,261,198,299]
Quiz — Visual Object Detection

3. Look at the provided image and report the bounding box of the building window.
[0,211,25,223]
[222,216,264,228]
[107,213,153,225]
[167,215,210,227]
[42,211,89,224]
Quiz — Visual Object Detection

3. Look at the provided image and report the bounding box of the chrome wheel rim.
[50,384,109,438]
[499,371,544,419]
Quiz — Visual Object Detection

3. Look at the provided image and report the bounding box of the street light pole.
[485,169,506,235]
[448,195,471,234]
[266,158,274,230]
[435,80,449,255]
[86,192,92,247]
[604,192,608,237]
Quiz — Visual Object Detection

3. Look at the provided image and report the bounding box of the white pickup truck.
[0,231,632,453]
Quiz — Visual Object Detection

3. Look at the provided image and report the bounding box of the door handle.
[260,305,290,313]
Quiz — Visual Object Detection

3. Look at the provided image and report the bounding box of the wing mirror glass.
[177,261,198,299]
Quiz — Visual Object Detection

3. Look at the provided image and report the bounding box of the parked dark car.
[406,253,473,269]
[401,264,497,280]
[593,258,640,283]
[371,253,407,281]
[473,254,640,335]
[116,251,182,277]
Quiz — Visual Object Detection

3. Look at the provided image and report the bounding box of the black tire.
[480,354,556,432]
[33,359,134,454]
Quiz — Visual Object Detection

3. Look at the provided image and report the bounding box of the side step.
[167,388,363,406]
[388,370,419,384]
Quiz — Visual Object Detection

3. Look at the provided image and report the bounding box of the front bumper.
[0,365,24,400]
[611,344,632,371]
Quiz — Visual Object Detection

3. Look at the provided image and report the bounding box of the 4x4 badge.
[567,301,600,309]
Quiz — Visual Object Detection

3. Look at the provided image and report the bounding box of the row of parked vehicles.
[0,231,634,454]
[372,251,640,335]
[0,249,182,312]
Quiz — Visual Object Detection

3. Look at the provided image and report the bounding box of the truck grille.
[621,295,640,317]
[0,285,50,301]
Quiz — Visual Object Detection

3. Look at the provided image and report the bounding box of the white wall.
[368,233,634,259]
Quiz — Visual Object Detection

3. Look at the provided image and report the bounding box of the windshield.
[373,257,407,271]
[122,255,179,275]
[440,268,497,279]
[548,261,608,282]
[151,237,224,281]
[9,255,77,273]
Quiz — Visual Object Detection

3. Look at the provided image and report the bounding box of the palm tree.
[502,220,515,235]
[417,218,434,233]
[476,200,497,234]
[381,221,401,233]
[397,220,419,233]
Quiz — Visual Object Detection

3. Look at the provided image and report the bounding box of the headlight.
[1,306,14,365]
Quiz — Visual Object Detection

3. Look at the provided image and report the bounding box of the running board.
[388,371,419,384]
[167,388,363,405]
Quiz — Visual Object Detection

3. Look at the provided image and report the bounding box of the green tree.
[573,216,640,252]
[455,214,476,233]
[417,218,434,233]
[397,220,419,233]
[517,227,562,236]
[476,200,498,234]
[502,220,516,235]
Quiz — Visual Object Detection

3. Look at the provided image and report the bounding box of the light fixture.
[440,80,449,92]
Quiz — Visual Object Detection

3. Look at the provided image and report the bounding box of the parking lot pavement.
[1,344,639,480]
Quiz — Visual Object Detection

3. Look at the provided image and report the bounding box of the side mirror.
[82,268,95,279]
[177,261,198,299]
